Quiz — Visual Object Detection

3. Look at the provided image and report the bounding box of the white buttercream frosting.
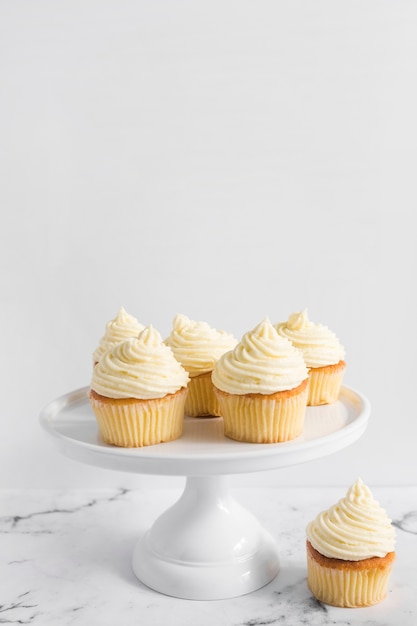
[165,314,237,377]
[91,325,190,399]
[93,307,144,364]
[275,309,345,368]
[211,318,309,395]
[306,478,396,560]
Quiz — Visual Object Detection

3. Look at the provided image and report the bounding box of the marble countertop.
[2,484,416,625]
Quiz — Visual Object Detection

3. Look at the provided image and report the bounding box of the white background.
[1,0,416,490]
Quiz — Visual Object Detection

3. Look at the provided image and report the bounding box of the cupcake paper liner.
[213,381,308,443]
[308,361,346,406]
[306,542,395,608]
[186,372,221,417]
[89,387,187,447]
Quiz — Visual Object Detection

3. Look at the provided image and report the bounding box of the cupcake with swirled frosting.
[165,314,237,417]
[306,478,396,607]
[89,325,190,447]
[93,307,145,365]
[274,310,346,406]
[211,318,309,442]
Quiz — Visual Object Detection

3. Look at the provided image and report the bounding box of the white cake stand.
[39,385,370,600]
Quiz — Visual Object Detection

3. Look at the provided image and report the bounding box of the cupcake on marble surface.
[212,318,309,443]
[306,478,396,608]
[165,314,237,417]
[274,310,346,406]
[93,307,144,365]
[89,325,190,447]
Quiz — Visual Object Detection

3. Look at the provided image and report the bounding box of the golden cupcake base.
[89,387,187,447]
[308,360,346,406]
[306,540,395,608]
[213,379,308,443]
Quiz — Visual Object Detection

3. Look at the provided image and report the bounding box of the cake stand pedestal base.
[132,475,279,600]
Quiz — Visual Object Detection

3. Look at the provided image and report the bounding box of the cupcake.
[211,318,309,442]
[275,310,346,406]
[165,314,237,417]
[89,325,190,447]
[93,307,144,365]
[306,478,396,608]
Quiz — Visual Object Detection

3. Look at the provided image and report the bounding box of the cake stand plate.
[40,386,370,600]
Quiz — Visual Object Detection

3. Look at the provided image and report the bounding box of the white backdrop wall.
[1,1,416,489]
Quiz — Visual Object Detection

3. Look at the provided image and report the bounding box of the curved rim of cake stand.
[39,385,370,476]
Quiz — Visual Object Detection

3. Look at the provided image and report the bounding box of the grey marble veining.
[393,510,417,535]
[2,486,416,625]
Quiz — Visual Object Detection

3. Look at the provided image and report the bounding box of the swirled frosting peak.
[211,318,309,395]
[93,307,144,363]
[165,314,237,377]
[306,478,396,560]
[91,325,190,399]
[275,309,345,368]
